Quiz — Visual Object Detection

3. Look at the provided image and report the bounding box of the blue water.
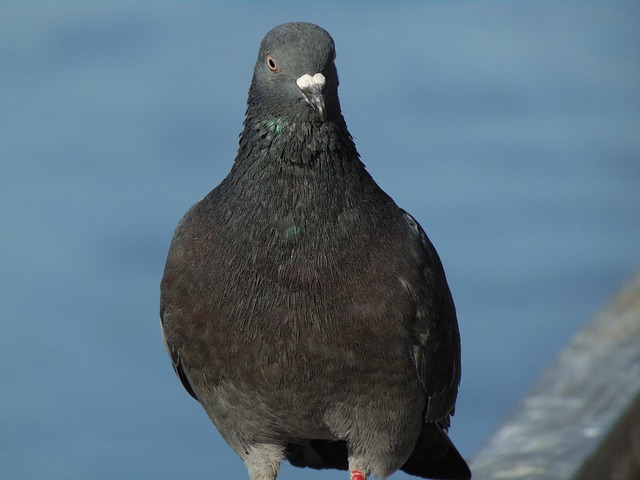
[2,2,639,479]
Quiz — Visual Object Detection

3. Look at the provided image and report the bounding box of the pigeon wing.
[403,211,461,426]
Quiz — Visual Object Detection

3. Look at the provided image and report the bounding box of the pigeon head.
[247,22,341,123]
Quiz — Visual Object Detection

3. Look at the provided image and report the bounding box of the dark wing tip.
[160,317,199,401]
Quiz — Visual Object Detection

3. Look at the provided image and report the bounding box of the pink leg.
[350,470,365,480]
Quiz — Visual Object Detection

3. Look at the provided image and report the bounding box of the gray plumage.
[160,22,470,480]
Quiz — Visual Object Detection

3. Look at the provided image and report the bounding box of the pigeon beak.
[296,73,326,120]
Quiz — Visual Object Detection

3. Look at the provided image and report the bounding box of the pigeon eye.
[266,54,279,73]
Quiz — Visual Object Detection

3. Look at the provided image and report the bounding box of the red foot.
[350,470,365,480]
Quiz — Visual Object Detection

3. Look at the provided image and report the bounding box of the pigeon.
[160,22,470,480]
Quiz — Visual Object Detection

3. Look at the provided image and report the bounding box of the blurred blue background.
[2,2,639,479]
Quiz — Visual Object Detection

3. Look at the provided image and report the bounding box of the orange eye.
[266,54,279,73]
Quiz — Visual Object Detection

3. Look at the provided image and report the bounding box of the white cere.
[296,73,326,92]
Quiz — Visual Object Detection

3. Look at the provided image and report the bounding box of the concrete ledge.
[470,271,640,479]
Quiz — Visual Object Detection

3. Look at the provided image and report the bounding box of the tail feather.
[400,423,471,479]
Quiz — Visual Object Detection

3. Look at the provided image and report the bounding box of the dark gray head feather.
[248,22,340,123]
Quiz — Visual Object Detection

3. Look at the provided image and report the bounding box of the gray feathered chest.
[165,119,421,392]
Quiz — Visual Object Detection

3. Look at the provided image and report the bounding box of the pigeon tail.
[400,423,471,479]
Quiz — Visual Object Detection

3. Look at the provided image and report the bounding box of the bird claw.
[350,470,365,480]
